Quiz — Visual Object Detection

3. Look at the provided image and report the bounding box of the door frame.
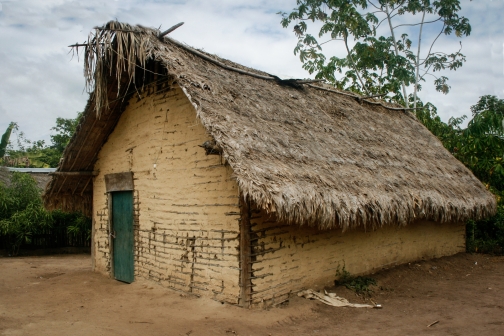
[110,190,134,282]
[104,172,135,280]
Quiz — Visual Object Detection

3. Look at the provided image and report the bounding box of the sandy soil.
[0,253,503,336]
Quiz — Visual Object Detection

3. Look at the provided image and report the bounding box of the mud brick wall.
[94,192,111,272]
[248,205,465,307]
[92,84,242,303]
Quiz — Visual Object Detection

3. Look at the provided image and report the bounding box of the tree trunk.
[384,3,409,108]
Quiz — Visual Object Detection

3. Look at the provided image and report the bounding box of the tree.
[279,0,471,107]
[418,95,504,254]
[1,113,82,168]
[50,113,82,154]
[455,95,504,191]
[418,96,504,191]
[0,122,17,158]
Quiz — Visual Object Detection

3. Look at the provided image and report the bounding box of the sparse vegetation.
[1,113,82,168]
[335,265,377,296]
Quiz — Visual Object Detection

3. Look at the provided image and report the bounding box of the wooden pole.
[159,22,184,38]
[50,171,99,176]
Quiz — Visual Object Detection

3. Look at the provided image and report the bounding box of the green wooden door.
[112,191,134,283]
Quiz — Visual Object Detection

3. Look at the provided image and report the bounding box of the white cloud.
[419,1,504,123]
[0,0,502,144]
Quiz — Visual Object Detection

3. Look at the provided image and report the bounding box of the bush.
[51,209,92,242]
[467,205,504,254]
[0,172,91,255]
[0,172,42,217]
[0,172,50,255]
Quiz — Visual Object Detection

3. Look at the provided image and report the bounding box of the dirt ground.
[0,253,503,336]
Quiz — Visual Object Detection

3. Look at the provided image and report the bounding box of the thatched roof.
[1,167,55,190]
[44,21,495,229]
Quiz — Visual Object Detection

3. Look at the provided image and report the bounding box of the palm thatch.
[44,21,496,229]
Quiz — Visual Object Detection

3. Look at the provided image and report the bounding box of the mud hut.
[44,21,495,307]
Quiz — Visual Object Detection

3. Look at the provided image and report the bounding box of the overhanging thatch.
[44,21,496,229]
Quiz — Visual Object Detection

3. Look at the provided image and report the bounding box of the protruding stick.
[69,43,89,48]
[427,321,439,327]
[159,22,184,38]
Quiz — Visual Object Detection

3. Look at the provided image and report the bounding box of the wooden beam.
[107,193,114,278]
[71,178,82,195]
[50,171,99,176]
[80,177,93,196]
[159,22,184,38]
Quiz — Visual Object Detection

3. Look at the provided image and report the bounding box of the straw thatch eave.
[44,21,496,229]
[43,72,134,216]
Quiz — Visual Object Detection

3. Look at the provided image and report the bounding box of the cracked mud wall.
[248,204,465,307]
[92,84,241,303]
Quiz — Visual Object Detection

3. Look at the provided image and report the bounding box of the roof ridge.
[161,35,414,112]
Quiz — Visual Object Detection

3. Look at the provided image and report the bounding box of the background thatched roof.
[1,167,54,190]
[44,22,495,229]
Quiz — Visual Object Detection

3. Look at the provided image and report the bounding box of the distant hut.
[2,167,56,190]
[44,21,495,308]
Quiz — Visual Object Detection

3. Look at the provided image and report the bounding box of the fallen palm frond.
[298,289,374,308]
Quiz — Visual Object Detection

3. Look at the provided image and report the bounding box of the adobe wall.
[248,206,465,307]
[92,85,242,304]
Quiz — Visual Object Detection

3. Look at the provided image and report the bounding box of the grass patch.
[335,266,377,296]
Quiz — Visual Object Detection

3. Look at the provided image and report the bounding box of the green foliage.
[0,172,49,255]
[466,211,504,255]
[280,0,470,106]
[416,95,504,254]
[0,172,91,255]
[50,113,82,154]
[460,96,504,191]
[0,172,42,219]
[0,203,52,254]
[36,147,64,168]
[0,122,17,158]
[335,265,377,296]
[51,209,92,242]
[418,96,504,192]
[4,133,51,168]
[2,113,82,168]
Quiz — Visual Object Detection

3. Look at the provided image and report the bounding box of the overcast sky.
[0,0,503,146]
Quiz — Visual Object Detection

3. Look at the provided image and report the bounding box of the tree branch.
[343,32,370,95]
[421,72,439,79]
[384,3,409,108]
[320,38,343,46]
[367,0,380,10]
[393,17,441,29]
[419,24,445,66]
[414,10,426,110]
[376,13,400,30]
